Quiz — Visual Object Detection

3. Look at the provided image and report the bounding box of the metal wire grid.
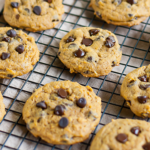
[0,0,150,149]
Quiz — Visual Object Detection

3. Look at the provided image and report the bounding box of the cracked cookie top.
[90,0,150,26]
[22,80,101,145]
[121,64,150,117]
[90,119,150,150]
[58,27,122,77]
[3,0,64,31]
[0,27,39,78]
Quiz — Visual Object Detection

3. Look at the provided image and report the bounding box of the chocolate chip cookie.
[22,80,101,145]
[90,119,150,150]
[90,0,150,26]
[0,92,6,122]
[121,64,150,117]
[58,27,122,77]
[0,27,39,79]
[3,0,64,32]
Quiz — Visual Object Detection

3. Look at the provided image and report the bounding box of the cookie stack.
[0,0,150,149]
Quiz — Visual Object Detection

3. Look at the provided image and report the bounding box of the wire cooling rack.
[0,0,150,150]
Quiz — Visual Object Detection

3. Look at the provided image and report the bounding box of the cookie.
[3,0,64,32]
[121,65,150,118]
[58,27,122,77]
[0,92,6,122]
[22,80,101,145]
[90,0,150,26]
[0,27,39,79]
[90,119,150,150]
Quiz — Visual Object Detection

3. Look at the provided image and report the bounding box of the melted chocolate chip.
[105,36,116,48]
[16,14,20,19]
[127,0,135,5]
[16,45,24,54]
[1,52,10,60]
[138,75,147,82]
[33,6,41,15]
[96,11,102,19]
[6,29,16,37]
[74,49,85,57]
[143,143,150,150]
[87,56,92,62]
[111,61,116,67]
[89,29,99,36]
[137,96,148,104]
[54,105,65,116]
[139,84,150,90]
[116,133,128,143]
[59,117,69,128]
[2,37,10,42]
[76,98,87,108]
[81,38,93,46]
[58,88,67,98]
[66,36,75,43]
[131,126,140,136]
[11,2,19,8]
[36,101,47,109]
[127,80,137,87]
[44,0,52,3]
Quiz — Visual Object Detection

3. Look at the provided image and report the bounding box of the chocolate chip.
[143,143,150,150]
[74,48,85,57]
[16,14,20,19]
[105,36,116,48]
[11,2,19,8]
[2,37,10,42]
[76,98,86,108]
[137,96,148,104]
[1,52,10,60]
[66,36,75,43]
[126,100,131,106]
[128,14,133,17]
[138,75,147,82]
[89,29,99,36]
[87,56,92,62]
[127,0,135,5]
[111,61,116,67]
[44,0,52,3]
[25,8,30,13]
[16,45,24,54]
[59,117,69,128]
[7,74,13,78]
[116,133,128,143]
[139,84,150,90]
[57,52,61,56]
[54,105,65,116]
[36,101,47,109]
[130,126,140,136]
[52,19,59,22]
[37,117,42,123]
[33,6,41,15]
[127,80,137,87]
[6,29,16,37]
[81,38,93,46]
[58,88,67,98]
[96,11,102,19]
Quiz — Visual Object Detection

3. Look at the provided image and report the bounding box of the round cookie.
[90,0,150,27]
[22,80,101,145]
[0,27,39,79]
[0,92,6,122]
[3,0,64,32]
[58,27,122,77]
[121,64,150,117]
[90,119,150,150]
